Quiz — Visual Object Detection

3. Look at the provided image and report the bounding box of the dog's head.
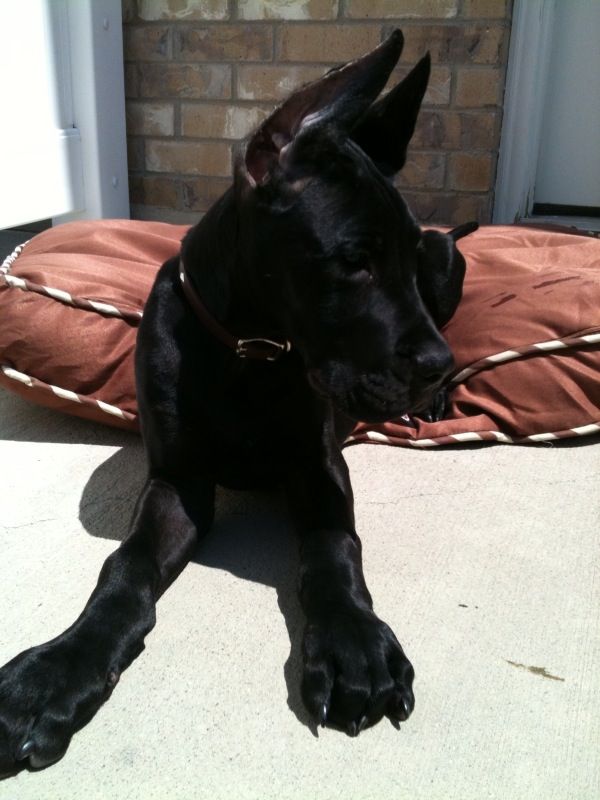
[235,30,474,423]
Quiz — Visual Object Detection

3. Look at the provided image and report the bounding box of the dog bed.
[1,220,599,446]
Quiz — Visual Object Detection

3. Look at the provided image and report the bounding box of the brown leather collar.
[178,259,291,362]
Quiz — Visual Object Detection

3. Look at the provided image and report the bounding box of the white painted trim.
[493,0,557,223]
[49,0,75,130]
[53,0,129,223]
[0,128,85,229]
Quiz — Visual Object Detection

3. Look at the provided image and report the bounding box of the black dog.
[0,30,476,775]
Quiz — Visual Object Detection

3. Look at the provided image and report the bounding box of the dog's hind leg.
[286,424,414,736]
[0,473,214,777]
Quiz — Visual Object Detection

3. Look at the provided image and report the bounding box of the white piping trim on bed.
[451,330,600,385]
[1,366,34,387]
[0,364,133,423]
[0,244,144,323]
[345,422,600,448]
[1,241,30,274]
[49,384,83,404]
[96,400,127,418]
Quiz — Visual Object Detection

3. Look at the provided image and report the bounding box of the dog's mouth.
[308,367,441,423]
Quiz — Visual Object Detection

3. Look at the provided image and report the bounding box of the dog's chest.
[206,360,311,490]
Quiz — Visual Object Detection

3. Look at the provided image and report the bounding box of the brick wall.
[122,0,512,226]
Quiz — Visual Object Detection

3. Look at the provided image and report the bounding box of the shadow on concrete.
[4,389,598,735]
[4,391,598,450]
[78,444,313,731]
[0,392,139,447]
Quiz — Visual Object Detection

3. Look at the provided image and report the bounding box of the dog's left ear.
[241,30,405,187]
[351,53,431,177]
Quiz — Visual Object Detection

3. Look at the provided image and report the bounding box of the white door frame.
[55,0,129,223]
[0,0,129,229]
[493,0,556,224]
[493,0,599,230]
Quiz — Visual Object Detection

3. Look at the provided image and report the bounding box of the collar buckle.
[236,337,292,361]
[179,258,292,363]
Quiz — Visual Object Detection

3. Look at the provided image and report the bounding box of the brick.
[448,152,494,191]
[401,191,491,225]
[395,152,445,190]
[462,0,508,18]
[181,103,269,139]
[122,0,137,23]
[412,110,497,150]
[387,23,506,65]
[124,26,171,61]
[425,66,452,106]
[412,111,461,149]
[279,24,380,62]
[127,137,145,172]
[238,0,339,19]
[126,102,175,136]
[344,0,457,19]
[131,205,200,225]
[181,177,232,211]
[175,25,273,62]
[130,176,179,208]
[123,0,506,243]
[136,0,229,21]
[458,111,498,149]
[124,63,139,98]
[236,64,325,101]
[146,140,232,176]
[454,67,501,107]
[140,63,231,99]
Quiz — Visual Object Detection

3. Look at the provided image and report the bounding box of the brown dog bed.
[1,220,599,445]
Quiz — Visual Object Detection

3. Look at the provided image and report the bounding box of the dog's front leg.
[287,428,414,735]
[0,475,214,775]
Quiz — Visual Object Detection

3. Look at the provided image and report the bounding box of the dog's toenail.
[16,740,35,760]
[347,720,358,737]
[107,669,120,687]
[319,703,328,727]
[358,715,368,733]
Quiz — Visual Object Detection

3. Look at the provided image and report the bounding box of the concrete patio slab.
[0,389,598,799]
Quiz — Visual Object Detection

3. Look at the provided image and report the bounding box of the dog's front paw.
[0,640,117,776]
[301,608,414,735]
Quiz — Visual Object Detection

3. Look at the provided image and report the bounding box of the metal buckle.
[236,337,291,361]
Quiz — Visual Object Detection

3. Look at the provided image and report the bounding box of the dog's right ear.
[351,53,431,177]
[416,222,479,327]
[239,30,405,188]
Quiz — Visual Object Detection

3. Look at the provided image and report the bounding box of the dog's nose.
[413,344,454,382]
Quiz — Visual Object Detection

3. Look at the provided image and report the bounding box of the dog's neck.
[180,189,235,322]
[180,187,282,341]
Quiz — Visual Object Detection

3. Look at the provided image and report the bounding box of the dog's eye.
[341,249,372,279]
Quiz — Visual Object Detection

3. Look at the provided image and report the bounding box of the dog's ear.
[416,222,478,328]
[241,30,404,186]
[351,53,431,177]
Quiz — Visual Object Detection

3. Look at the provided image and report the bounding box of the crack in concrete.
[506,659,565,682]
[5,518,57,530]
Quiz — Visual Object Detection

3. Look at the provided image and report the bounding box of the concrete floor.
[0,389,599,799]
